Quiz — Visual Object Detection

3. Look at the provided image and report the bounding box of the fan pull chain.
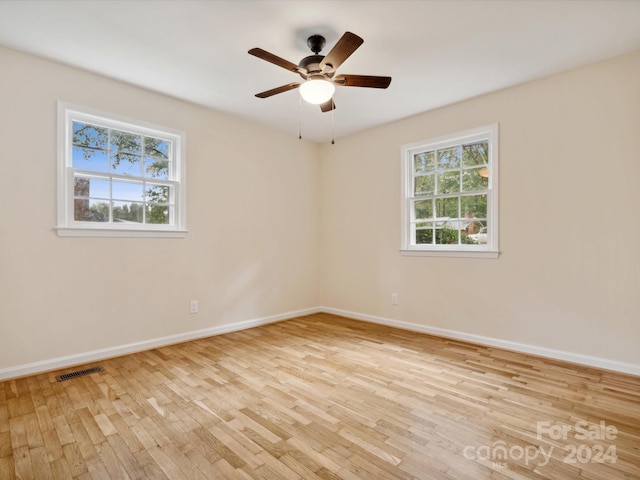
[331,98,335,145]
[298,95,302,140]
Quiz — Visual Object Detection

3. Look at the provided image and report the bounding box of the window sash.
[70,171,177,226]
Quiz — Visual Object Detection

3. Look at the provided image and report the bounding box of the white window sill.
[400,248,500,259]
[56,227,188,238]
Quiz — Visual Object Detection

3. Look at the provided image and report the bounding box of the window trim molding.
[400,123,499,258]
[56,102,187,238]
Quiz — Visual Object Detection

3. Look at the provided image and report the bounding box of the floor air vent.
[56,366,104,382]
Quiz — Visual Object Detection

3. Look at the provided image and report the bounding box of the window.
[401,124,498,257]
[57,103,186,237]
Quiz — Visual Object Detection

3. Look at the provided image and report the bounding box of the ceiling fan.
[248,32,392,112]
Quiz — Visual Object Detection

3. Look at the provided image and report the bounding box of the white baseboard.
[2,306,637,381]
[0,307,322,381]
[321,307,640,377]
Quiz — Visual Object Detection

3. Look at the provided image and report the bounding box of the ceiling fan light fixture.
[299,77,335,104]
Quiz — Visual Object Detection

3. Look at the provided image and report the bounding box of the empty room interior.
[0,1,639,479]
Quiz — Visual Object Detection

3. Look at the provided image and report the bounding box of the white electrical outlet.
[391,293,399,305]
[190,300,198,314]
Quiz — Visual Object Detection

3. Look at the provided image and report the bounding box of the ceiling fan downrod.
[306,34,326,55]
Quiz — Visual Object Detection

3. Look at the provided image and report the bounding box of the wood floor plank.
[61,442,88,477]
[0,455,16,480]
[0,402,9,435]
[8,416,27,450]
[49,457,73,479]
[12,444,35,480]
[42,428,65,463]
[95,439,132,480]
[1,313,639,479]
[145,444,205,480]
[0,430,12,458]
[130,448,169,480]
[29,445,54,480]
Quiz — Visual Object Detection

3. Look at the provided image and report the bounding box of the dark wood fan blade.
[320,98,336,112]
[319,32,363,72]
[334,74,392,88]
[248,48,303,74]
[255,82,301,98]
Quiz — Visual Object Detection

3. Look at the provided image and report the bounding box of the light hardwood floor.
[1,313,639,479]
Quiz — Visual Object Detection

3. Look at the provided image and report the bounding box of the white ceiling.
[1,0,640,143]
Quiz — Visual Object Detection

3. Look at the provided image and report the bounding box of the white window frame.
[56,102,187,238]
[401,124,499,258]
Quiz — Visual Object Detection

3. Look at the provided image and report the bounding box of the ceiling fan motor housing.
[299,54,329,78]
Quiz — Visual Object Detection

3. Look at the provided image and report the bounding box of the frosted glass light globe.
[299,78,335,104]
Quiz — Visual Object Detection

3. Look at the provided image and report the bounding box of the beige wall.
[1,45,639,374]
[320,50,640,366]
[0,46,321,370]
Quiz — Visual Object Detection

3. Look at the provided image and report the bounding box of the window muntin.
[57,103,186,237]
[402,125,498,257]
